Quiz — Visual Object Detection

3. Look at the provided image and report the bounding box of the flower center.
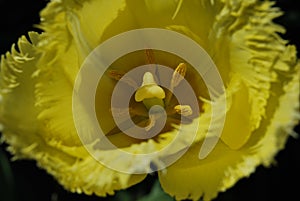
[95,49,205,144]
[109,62,195,135]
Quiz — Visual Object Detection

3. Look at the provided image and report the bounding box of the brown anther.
[145,49,157,75]
[145,49,156,64]
[108,70,138,88]
[108,70,125,80]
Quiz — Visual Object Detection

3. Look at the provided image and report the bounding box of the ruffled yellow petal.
[158,141,259,201]
[255,63,300,166]
[0,32,40,146]
[32,143,147,196]
[229,1,287,131]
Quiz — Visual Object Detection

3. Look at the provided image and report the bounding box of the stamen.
[145,49,156,64]
[110,106,148,119]
[108,70,124,80]
[145,49,157,75]
[110,107,129,118]
[108,70,138,88]
[170,63,187,89]
[165,63,187,105]
[174,105,193,116]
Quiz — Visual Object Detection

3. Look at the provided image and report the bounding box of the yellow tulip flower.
[0,0,299,201]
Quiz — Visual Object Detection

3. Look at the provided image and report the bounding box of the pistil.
[135,72,165,110]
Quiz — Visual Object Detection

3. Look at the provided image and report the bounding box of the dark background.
[0,0,299,201]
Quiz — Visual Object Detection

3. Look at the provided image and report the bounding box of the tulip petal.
[35,0,127,146]
[158,62,299,201]
[0,32,40,147]
[158,141,258,201]
[220,78,251,150]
